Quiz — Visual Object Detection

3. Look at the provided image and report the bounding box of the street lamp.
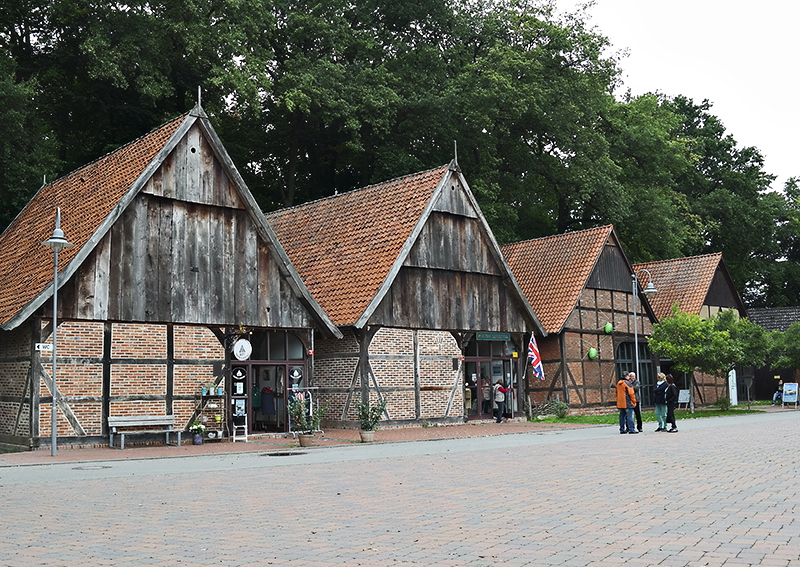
[632,269,658,405]
[42,208,73,457]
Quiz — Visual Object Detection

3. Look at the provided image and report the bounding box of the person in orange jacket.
[616,373,638,434]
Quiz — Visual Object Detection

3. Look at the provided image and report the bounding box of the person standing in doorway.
[653,373,668,431]
[665,374,679,433]
[493,380,511,423]
[616,374,638,434]
[482,379,492,414]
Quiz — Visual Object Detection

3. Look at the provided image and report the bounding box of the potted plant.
[356,396,388,442]
[189,421,207,445]
[288,395,328,446]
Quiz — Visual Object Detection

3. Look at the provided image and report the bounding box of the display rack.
[194,392,227,440]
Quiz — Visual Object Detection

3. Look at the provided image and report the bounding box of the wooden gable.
[586,240,632,293]
[53,118,337,333]
[700,265,746,318]
[37,112,341,337]
[368,172,533,332]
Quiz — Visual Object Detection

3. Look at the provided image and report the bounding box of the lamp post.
[42,208,73,457]
[632,269,658,405]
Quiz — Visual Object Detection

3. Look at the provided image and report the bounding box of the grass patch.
[532,405,766,425]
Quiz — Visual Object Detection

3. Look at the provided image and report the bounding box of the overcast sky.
[553,0,799,191]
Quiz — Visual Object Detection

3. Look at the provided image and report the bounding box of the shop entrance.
[229,331,307,434]
[463,335,520,420]
[230,363,306,433]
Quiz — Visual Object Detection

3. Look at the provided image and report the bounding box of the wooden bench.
[108,415,182,450]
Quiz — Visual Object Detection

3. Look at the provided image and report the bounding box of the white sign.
[232,338,252,361]
[728,368,738,406]
[35,343,53,353]
[783,383,798,404]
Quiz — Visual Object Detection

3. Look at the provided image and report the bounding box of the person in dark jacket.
[664,374,679,432]
[773,380,784,405]
[653,373,668,431]
[627,372,643,432]
[616,374,638,434]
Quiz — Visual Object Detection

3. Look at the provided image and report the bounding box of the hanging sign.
[232,338,252,361]
[476,332,510,341]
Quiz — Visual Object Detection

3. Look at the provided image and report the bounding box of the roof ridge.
[503,224,613,248]
[43,113,190,190]
[267,164,449,217]
[634,252,722,267]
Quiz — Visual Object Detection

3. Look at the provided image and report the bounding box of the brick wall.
[174,325,224,359]
[315,327,463,424]
[31,320,226,441]
[0,324,32,439]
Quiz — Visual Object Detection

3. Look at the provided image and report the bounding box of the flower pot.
[217,387,224,395]
[192,433,203,445]
[297,433,314,447]
[201,387,208,396]
[359,430,375,443]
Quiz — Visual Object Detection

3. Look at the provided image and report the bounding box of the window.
[616,342,655,406]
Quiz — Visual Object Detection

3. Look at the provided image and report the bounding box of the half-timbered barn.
[267,162,544,427]
[633,253,747,406]
[502,226,660,410]
[0,104,340,449]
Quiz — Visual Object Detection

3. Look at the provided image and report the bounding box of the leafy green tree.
[649,305,735,375]
[712,309,769,370]
[650,306,770,406]
[770,322,800,372]
[0,54,60,229]
[745,178,800,307]
[666,96,776,289]
[442,1,623,242]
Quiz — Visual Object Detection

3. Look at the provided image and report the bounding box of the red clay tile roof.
[0,115,185,327]
[501,226,614,334]
[632,253,723,319]
[267,166,450,326]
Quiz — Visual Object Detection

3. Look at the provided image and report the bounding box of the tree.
[0,54,61,229]
[649,306,734,375]
[770,322,800,373]
[650,306,770,406]
[665,96,777,292]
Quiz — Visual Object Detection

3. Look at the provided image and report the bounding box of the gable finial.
[449,140,461,172]
[197,85,201,107]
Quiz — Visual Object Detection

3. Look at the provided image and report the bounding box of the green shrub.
[714,396,731,411]
[530,400,570,419]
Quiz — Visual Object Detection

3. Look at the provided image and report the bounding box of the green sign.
[475,332,511,341]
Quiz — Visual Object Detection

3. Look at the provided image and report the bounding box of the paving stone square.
[1,410,799,566]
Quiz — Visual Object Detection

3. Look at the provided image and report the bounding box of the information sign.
[782,383,798,404]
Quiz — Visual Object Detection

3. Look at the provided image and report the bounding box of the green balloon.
[588,347,598,359]
[604,322,613,334]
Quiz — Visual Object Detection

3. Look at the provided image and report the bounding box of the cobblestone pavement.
[1,409,799,566]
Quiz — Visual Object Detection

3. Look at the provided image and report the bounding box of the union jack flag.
[528,334,545,380]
